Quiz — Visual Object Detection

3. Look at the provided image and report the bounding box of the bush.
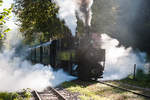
[22,89,32,99]
[135,69,150,82]
[0,89,32,100]
[0,92,19,100]
[136,69,144,79]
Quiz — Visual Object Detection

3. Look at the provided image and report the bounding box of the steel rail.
[34,90,42,100]
[33,87,66,100]
[48,86,66,100]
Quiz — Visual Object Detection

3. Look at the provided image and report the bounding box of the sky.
[2,0,13,8]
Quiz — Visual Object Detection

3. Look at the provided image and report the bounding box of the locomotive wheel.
[78,63,103,81]
[91,63,104,79]
[78,64,91,81]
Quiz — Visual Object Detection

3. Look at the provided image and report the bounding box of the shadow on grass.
[62,79,98,88]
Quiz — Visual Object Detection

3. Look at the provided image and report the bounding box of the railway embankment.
[0,71,150,100]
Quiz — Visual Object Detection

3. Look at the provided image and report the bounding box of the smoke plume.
[101,34,146,80]
[53,0,78,36]
[76,0,93,26]
[53,0,94,36]
[0,28,76,92]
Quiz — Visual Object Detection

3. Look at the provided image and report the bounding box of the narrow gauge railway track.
[33,87,66,100]
[98,80,150,98]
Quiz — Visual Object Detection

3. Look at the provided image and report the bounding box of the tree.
[14,0,71,45]
[91,0,150,54]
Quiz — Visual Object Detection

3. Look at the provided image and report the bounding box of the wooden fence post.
[34,48,36,63]
[133,64,136,79]
[40,46,43,63]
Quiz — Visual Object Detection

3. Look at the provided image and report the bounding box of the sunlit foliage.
[0,0,13,39]
[14,0,71,45]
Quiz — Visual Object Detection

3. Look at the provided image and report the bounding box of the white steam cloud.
[101,34,146,80]
[76,0,93,26]
[53,0,94,36]
[53,0,78,36]
[0,28,76,92]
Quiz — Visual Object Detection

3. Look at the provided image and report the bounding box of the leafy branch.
[0,1,13,39]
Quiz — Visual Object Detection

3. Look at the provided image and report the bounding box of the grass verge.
[0,89,32,100]
[61,80,148,100]
[119,69,150,89]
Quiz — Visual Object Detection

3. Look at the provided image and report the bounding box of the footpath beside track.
[98,80,150,99]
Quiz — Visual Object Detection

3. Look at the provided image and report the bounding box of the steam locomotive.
[28,33,105,80]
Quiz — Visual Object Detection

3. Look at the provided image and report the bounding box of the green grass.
[120,69,150,88]
[61,80,147,100]
[0,92,19,100]
[62,81,102,100]
[61,70,150,100]
[0,89,32,100]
